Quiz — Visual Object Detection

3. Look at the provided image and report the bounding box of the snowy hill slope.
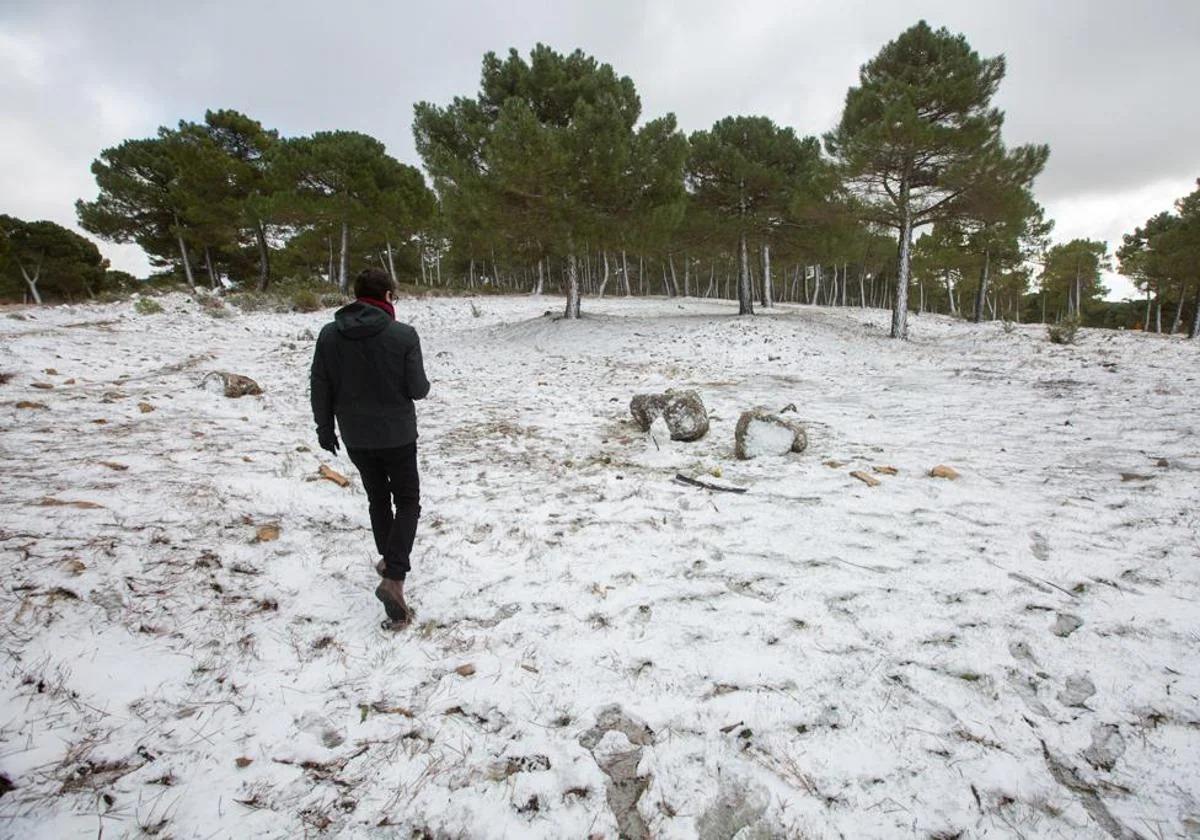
[1,295,1197,838]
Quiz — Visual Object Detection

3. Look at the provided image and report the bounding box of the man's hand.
[319,430,340,456]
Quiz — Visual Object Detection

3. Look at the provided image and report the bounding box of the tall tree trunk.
[891,211,914,340]
[419,247,427,285]
[469,258,475,289]
[534,258,544,295]
[918,279,925,314]
[621,250,631,296]
[338,220,349,292]
[812,265,822,305]
[564,246,581,319]
[598,250,611,298]
[683,256,691,297]
[1155,295,1162,333]
[738,232,754,315]
[1073,260,1083,319]
[1143,288,1152,329]
[668,254,679,297]
[1189,283,1200,338]
[17,262,42,305]
[204,246,219,289]
[973,248,991,323]
[174,216,196,289]
[385,239,397,285]
[327,235,335,284]
[761,243,773,308]
[255,220,271,291]
[944,270,957,316]
[638,255,644,296]
[859,267,867,309]
[706,262,716,298]
[1170,282,1185,334]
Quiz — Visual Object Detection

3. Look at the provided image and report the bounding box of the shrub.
[291,289,321,313]
[134,297,164,315]
[198,294,231,318]
[1047,316,1080,345]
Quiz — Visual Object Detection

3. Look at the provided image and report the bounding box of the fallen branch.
[673,474,747,494]
[318,464,349,488]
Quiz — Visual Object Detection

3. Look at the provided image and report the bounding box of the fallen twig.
[673,474,747,494]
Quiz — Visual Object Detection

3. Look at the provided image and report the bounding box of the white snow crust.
[1,294,1198,838]
[742,418,796,459]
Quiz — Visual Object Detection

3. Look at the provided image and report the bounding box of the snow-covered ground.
[1,294,1198,839]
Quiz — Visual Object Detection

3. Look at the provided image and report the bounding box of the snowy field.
[1,294,1198,839]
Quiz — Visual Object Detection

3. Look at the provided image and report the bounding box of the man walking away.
[310,267,430,629]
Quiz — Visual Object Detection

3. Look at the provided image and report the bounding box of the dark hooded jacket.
[310,301,430,450]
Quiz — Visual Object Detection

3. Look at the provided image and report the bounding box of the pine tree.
[0,215,108,303]
[414,44,685,318]
[276,131,433,291]
[77,130,201,286]
[1041,239,1109,321]
[686,116,824,315]
[826,20,1048,338]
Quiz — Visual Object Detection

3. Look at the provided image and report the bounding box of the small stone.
[850,470,881,487]
[15,401,48,410]
[30,382,53,390]
[255,524,280,543]
[1154,458,1169,468]
[929,464,960,480]
[98,461,128,471]
[202,371,263,399]
[1083,724,1125,771]
[138,402,155,413]
[62,557,87,575]
[1008,640,1036,663]
[455,664,476,677]
[822,459,847,469]
[1058,674,1096,707]
[235,757,253,769]
[872,465,898,475]
[1052,613,1083,638]
[44,368,58,375]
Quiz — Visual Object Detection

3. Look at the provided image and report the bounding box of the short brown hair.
[353,267,394,299]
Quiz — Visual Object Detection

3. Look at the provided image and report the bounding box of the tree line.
[1,21,1195,338]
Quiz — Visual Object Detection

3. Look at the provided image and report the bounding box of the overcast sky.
[3,0,1197,298]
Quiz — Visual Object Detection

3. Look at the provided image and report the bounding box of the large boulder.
[734,409,808,460]
[629,390,709,441]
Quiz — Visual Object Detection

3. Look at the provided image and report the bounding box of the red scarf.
[357,296,395,320]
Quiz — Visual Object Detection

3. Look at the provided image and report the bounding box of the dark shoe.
[376,558,386,576]
[374,583,409,624]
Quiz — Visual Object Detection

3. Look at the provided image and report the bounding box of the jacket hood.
[334,301,391,340]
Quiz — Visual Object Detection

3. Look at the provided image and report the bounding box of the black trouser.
[347,442,420,581]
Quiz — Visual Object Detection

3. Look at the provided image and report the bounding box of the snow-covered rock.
[201,370,263,398]
[733,408,807,460]
[629,389,709,441]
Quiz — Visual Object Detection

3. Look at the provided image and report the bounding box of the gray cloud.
[3,0,1198,297]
